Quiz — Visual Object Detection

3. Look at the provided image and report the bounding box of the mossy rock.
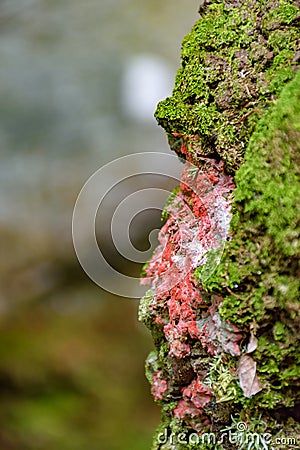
[155,0,300,173]
[144,1,300,448]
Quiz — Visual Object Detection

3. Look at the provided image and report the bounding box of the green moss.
[139,290,167,348]
[139,290,155,328]
[141,260,150,277]
[268,28,299,51]
[204,355,240,403]
[161,186,181,220]
[194,248,224,283]
[155,0,300,173]
[219,412,300,449]
[264,0,299,26]
[204,69,300,314]
[198,66,300,414]
[273,321,286,340]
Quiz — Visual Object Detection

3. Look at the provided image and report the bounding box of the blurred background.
[0,1,197,449]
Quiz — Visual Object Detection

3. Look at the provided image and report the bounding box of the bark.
[139,1,300,449]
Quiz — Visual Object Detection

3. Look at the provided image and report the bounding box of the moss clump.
[204,354,240,404]
[202,69,300,411]
[155,0,300,173]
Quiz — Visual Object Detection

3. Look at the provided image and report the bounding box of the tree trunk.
[139,1,300,449]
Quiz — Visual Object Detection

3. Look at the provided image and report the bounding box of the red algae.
[142,158,241,358]
[141,154,243,428]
